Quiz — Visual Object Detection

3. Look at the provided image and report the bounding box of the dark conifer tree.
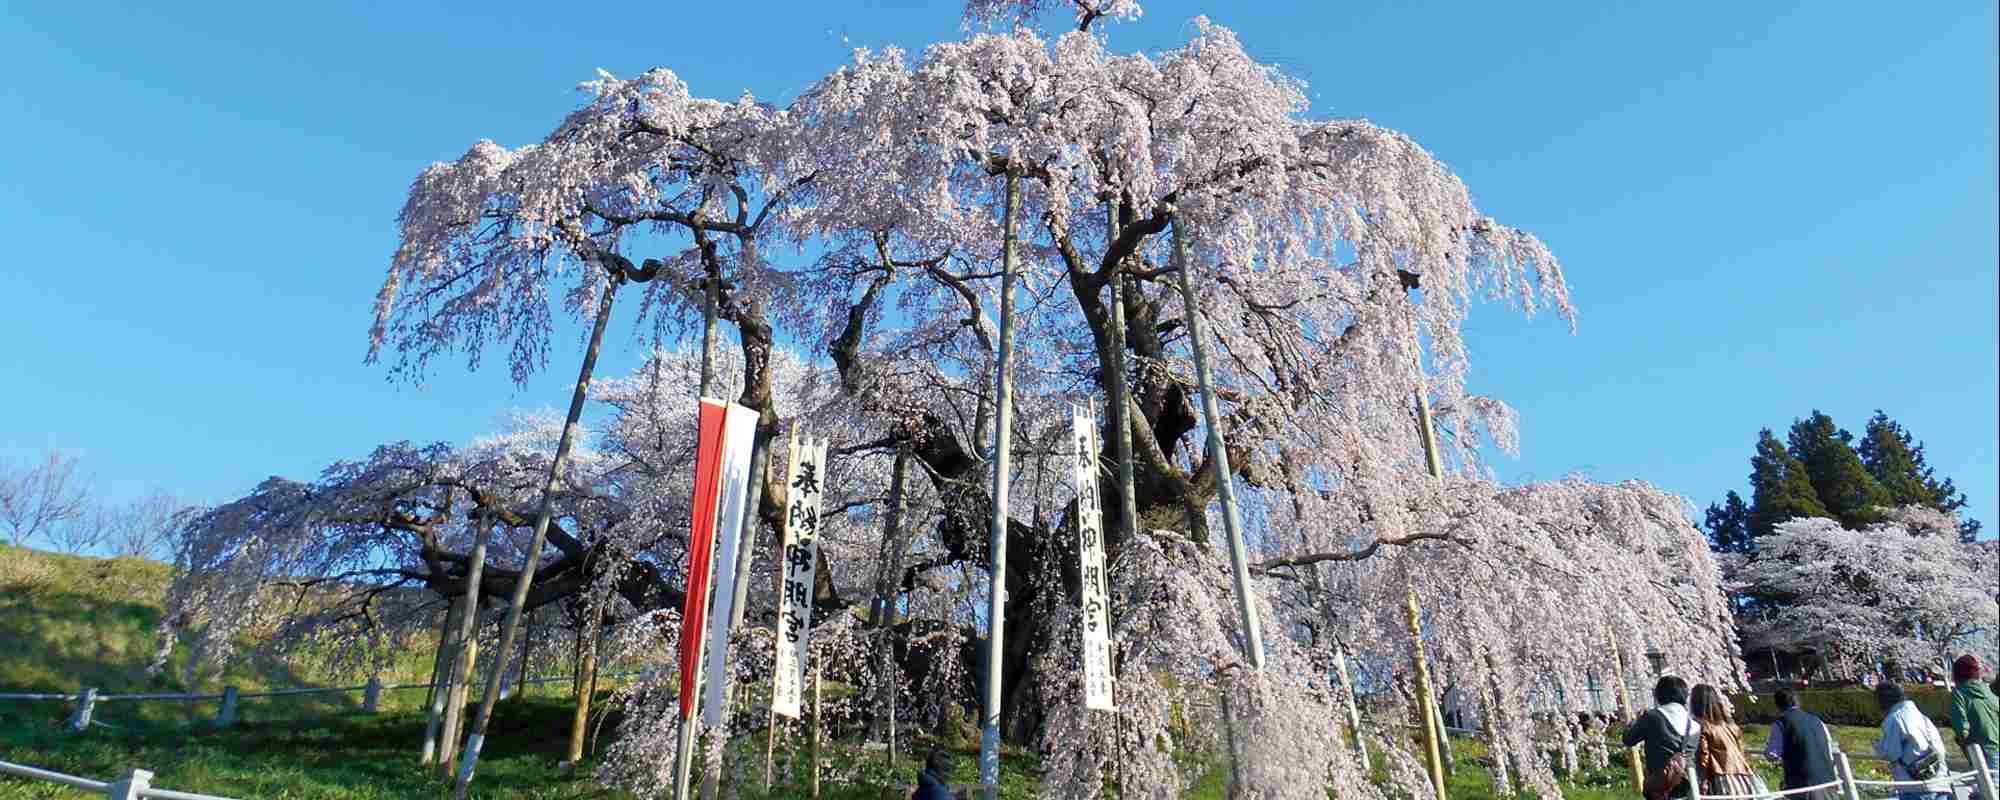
[1785,411,1889,529]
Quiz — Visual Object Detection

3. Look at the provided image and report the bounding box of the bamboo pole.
[1404,339,1450,799]
[1480,651,1512,796]
[1334,646,1369,764]
[454,276,624,799]
[1429,678,1454,776]
[1608,633,1645,793]
[979,168,1022,800]
[1169,212,1266,671]
[1404,581,1448,800]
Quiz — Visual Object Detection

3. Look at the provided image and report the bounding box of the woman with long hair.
[1691,683,1768,798]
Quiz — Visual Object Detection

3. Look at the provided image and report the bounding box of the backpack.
[1897,710,1946,781]
[1642,710,1696,800]
[1903,747,1943,780]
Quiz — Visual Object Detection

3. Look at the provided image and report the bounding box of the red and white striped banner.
[677,398,758,722]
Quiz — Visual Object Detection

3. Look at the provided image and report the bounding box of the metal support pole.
[106,768,152,800]
[1968,743,1998,800]
[68,688,97,732]
[1170,212,1266,671]
[1835,752,1861,800]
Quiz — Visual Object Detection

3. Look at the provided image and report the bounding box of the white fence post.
[364,677,382,713]
[1835,752,1861,800]
[66,688,96,732]
[1972,744,1998,800]
[216,686,239,728]
[105,768,151,800]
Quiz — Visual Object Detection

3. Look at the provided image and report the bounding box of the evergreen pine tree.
[1785,411,1890,529]
[1702,490,1754,553]
[1858,410,1982,542]
[1748,428,1828,538]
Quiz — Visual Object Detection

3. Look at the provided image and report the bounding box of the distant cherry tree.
[1727,509,1997,679]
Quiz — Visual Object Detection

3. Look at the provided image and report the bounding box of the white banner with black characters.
[770,434,827,719]
[1071,404,1116,711]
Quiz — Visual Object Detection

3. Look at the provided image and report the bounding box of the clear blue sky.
[2,1,1993,533]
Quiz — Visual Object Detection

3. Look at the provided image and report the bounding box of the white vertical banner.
[770,435,826,719]
[1072,404,1115,711]
[702,403,760,728]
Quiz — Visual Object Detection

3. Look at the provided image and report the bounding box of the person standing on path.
[1623,675,1701,799]
[1950,655,2000,800]
[1690,684,1767,799]
[1763,688,1841,800]
[1874,682,1951,800]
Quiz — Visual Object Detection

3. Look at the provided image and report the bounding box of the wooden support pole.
[215,686,237,729]
[452,276,623,800]
[1608,633,1645,793]
[564,598,602,766]
[422,597,464,764]
[440,518,490,779]
[811,656,823,800]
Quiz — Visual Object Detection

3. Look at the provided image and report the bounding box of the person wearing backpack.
[1874,681,1951,800]
[1762,688,1840,800]
[1623,675,1701,799]
[1949,655,2000,800]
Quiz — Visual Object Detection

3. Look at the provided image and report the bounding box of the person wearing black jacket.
[1761,688,1840,800]
[1623,676,1701,799]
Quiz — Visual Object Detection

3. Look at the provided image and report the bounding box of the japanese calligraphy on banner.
[701,401,761,728]
[1071,404,1116,711]
[771,434,827,719]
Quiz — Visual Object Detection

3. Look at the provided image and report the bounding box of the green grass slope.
[0,545,1950,799]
